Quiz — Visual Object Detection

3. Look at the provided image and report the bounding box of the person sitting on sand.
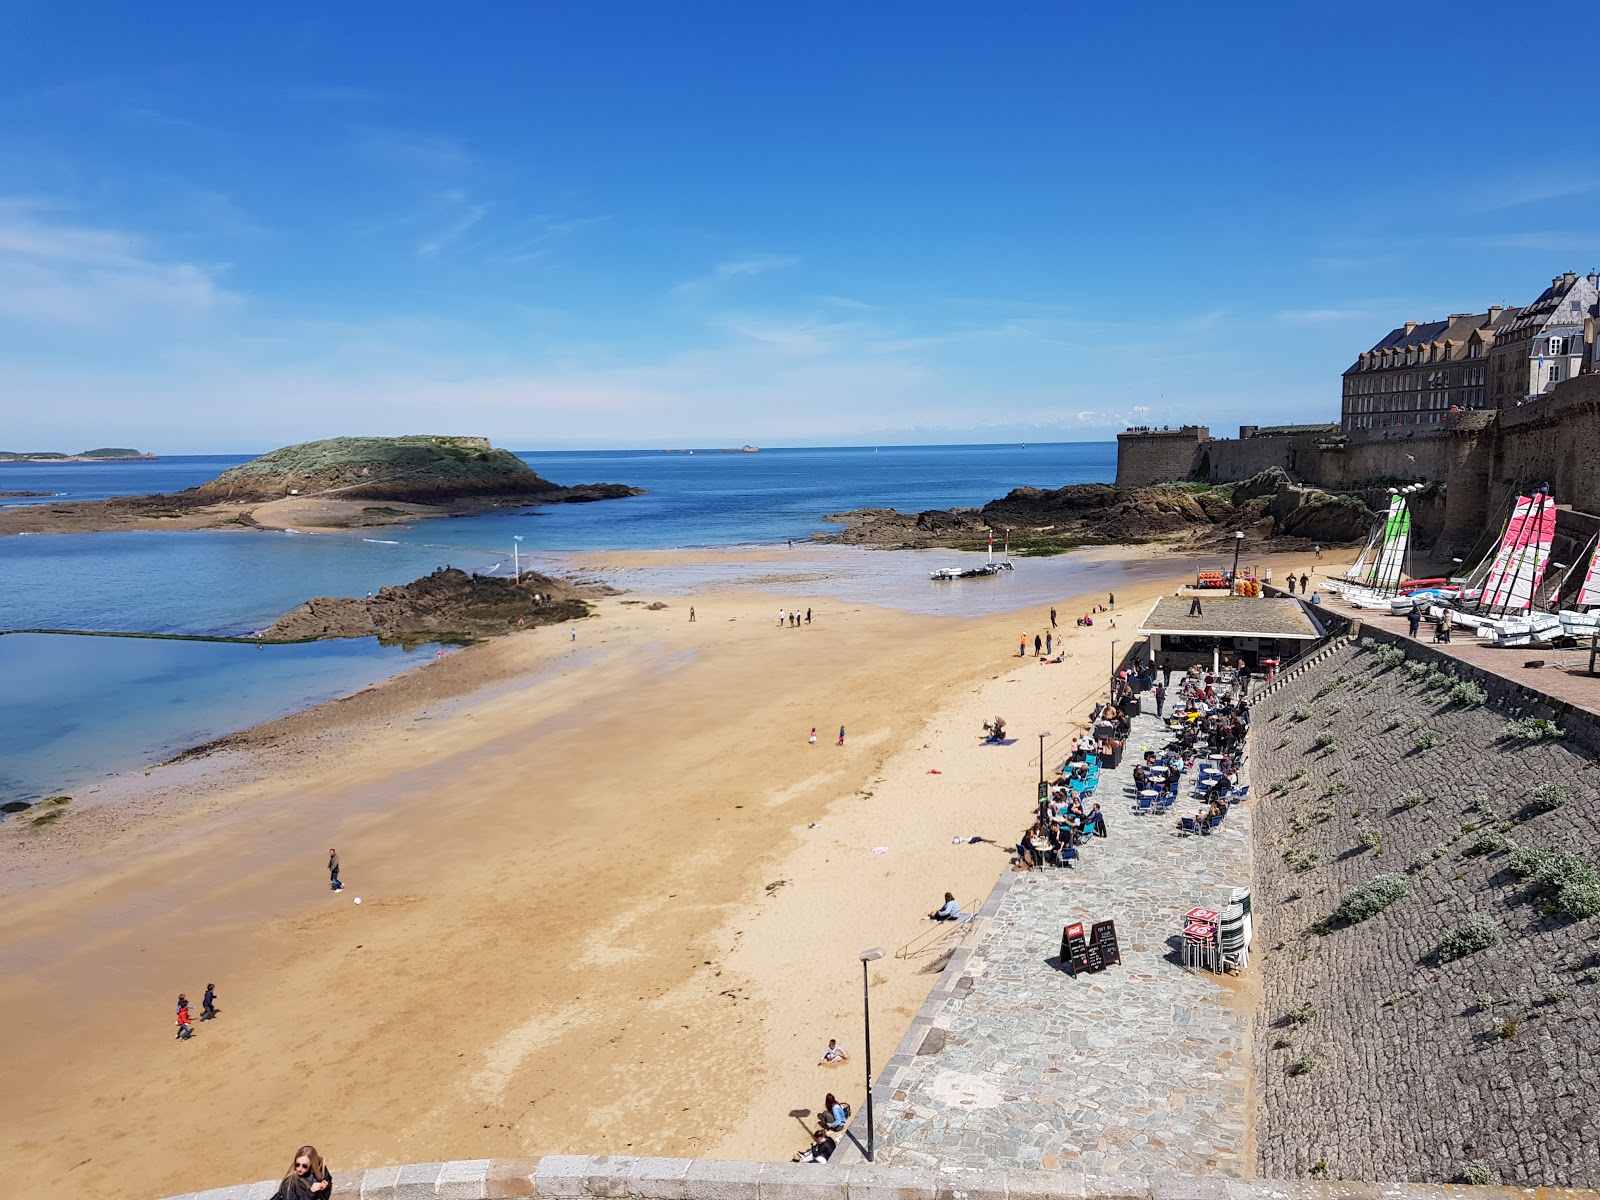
[819,1039,849,1064]
[794,1130,836,1164]
[820,1093,851,1131]
[930,892,961,921]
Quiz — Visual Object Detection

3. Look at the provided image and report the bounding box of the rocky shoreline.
[0,434,642,537]
[260,566,609,645]
[821,469,1377,554]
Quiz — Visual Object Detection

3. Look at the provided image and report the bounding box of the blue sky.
[3,3,1600,452]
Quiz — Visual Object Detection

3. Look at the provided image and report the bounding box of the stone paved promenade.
[868,711,1255,1175]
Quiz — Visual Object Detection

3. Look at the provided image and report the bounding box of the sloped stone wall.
[1248,640,1600,1185]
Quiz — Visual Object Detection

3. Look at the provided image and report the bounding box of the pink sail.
[1479,496,1531,607]
[1580,541,1600,609]
[1485,494,1557,612]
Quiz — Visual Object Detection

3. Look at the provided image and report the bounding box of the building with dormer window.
[1487,271,1599,408]
[1340,308,1516,431]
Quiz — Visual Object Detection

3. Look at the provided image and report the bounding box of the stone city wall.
[1247,635,1600,1185]
[160,1155,1600,1200]
[1114,428,1210,487]
[1487,378,1600,526]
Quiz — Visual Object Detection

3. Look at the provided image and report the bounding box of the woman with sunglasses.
[271,1145,332,1200]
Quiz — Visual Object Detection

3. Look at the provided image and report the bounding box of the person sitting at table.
[930,892,961,920]
[1131,763,1148,789]
[1013,830,1039,871]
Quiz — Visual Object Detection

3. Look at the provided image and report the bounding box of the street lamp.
[859,947,885,1161]
[1037,730,1053,787]
[1109,639,1118,688]
[1230,531,1245,595]
[512,534,524,581]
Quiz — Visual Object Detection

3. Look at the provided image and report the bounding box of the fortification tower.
[1114,425,1209,487]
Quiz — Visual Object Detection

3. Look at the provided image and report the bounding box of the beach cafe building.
[1138,596,1328,675]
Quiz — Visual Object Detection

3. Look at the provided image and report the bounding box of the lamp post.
[512,534,523,581]
[859,946,885,1160]
[1230,531,1245,595]
[1038,730,1052,787]
[1109,639,1118,688]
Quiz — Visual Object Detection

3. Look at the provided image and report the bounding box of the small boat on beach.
[930,561,1014,581]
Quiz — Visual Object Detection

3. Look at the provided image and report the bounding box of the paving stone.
[874,709,1253,1176]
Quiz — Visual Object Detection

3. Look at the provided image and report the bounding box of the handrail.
[894,897,982,960]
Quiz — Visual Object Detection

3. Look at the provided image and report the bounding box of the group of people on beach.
[780,607,813,627]
[791,1042,853,1162]
[173,983,218,1040]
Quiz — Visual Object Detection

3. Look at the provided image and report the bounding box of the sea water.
[0,633,441,806]
[0,443,1116,802]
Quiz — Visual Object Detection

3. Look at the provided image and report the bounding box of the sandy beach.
[0,549,1329,1200]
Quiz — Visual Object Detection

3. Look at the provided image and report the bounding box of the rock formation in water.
[195,435,637,504]
[825,468,1379,553]
[262,567,604,643]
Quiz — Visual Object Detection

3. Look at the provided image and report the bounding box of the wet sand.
[0,549,1323,1199]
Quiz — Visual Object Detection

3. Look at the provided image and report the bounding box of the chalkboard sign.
[1091,919,1121,967]
[1084,943,1105,973]
[1060,922,1090,975]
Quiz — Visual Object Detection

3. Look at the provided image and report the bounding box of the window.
[1550,364,1563,384]
[1549,336,1566,356]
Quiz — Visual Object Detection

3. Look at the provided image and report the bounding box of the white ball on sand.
[353,897,362,904]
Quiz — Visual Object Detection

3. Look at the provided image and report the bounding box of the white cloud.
[0,198,236,327]
[417,199,488,259]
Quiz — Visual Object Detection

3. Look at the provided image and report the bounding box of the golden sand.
[0,552,1328,1199]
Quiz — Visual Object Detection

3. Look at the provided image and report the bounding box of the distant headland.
[0,435,641,537]
[0,447,155,463]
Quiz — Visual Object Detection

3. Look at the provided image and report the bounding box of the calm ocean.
[0,442,1115,804]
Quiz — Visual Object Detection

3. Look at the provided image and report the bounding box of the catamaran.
[930,531,1016,580]
[1329,487,1420,609]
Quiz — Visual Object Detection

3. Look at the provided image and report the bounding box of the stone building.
[1340,308,1515,431]
[1487,271,1599,408]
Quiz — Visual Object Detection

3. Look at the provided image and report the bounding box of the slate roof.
[1139,596,1325,639]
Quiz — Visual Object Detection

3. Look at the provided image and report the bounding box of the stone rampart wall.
[1487,378,1600,525]
[1114,429,1209,487]
[161,1155,1600,1200]
[1248,637,1600,1184]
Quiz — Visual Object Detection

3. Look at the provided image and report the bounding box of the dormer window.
[1549,336,1566,356]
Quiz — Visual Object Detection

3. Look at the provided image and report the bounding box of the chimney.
[1562,271,1577,288]
[1487,306,1504,322]
[1404,321,1418,335]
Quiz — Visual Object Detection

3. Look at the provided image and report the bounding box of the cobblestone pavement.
[871,709,1255,1175]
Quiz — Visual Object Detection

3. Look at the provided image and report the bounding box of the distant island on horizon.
[0,448,156,463]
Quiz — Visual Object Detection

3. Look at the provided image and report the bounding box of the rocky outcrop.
[826,473,1381,552]
[262,567,604,643]
[195,435,637,504]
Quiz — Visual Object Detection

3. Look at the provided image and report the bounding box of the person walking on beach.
[1045,631,1052,655]
[1299,572,1309,593]
[779,609,786,627]
[837,726,845,746]
[1019,632,1027,657]
[1154,682,1167,717]
[1033,634,1042,656]
[202,982,219,1021]
[328,849,342,892]
[1314,544,1322,559]
[805,608,811,624]
[1108,592,1115,611]
[689,606,695,622]
[1050,606,1057,629]
[1286,575,1296,595]
[175,994,193,1040]
[809,727,817,745]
